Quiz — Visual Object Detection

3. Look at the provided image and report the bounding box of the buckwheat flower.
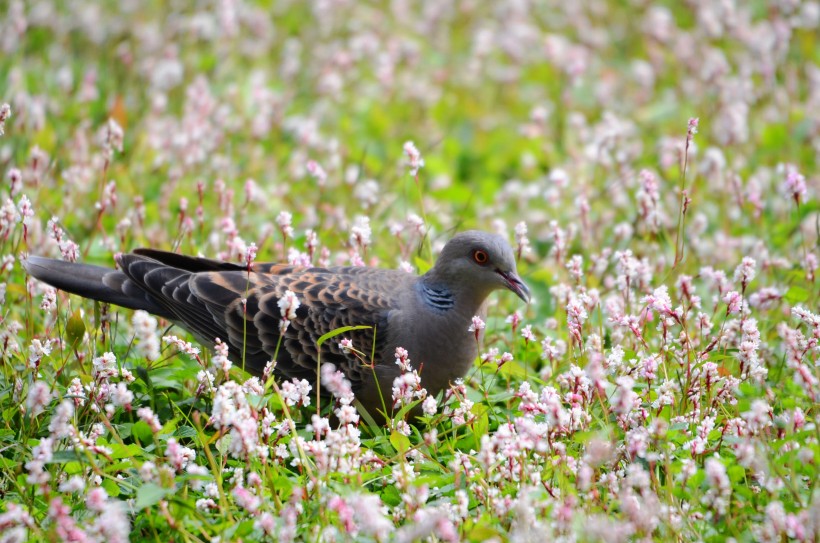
[521,325,536,344]
[196,498,218,511]
[132,310,160,360]
[305,229,318,260]
[792,306,820,339]
[497,352,514,368]
[92,352,118,380]
[49,400,75,439]
[540,336,566,365]
[723,290,742,314]
[686,117,699,146]
[0,103,10,135]
[612,376,637,416]
[27,338,52,368]
[306,160,327,186]
[639,354,659,382]
[0,198,20,240]
[514,221,530,258]
[733,256,756,289]
[26,381,52,418]
[392,371,423,408]
[403,141,424,176]
[104,118,124,157]
[58,475,86,494]
[8,168,22,197]
[468,315,485,341]
[354,179,380,208]
[89,499,129,543]
[85,487,108,513]
[244,242,257,269]
[281,378,311,407]
[233,486,261,514]
[166,437,196,472]
[347,493,393,540]
[422,396,437,416]
[137,407,162,433]
[108,382,133,408]
[398,260,415,273]
[277,289,300,333]
[704,456,731,513]
[25,436,53,486]
[39,287,56,311]
[287,247,312,266]
[480,347,499,365]
[781,164,808,205]
[566,297,588,345]
[406,213,425,236]
[276,211,294,239]
[803,252,818,282]
[163,335,201,357]
[566,254,584,282]
[642,285,673,316]
[338,338,354,354]
[506,310,521,333]
[17,195,34,229]
[349,216,371,251]
[395,346,412,371]
[212,338,231,374]
[743,399,772,434]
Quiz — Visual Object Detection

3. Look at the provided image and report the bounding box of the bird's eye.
[472,249,489,265]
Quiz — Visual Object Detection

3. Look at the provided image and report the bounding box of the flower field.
[1,1,819,541]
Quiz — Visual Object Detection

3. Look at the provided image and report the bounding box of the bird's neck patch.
[418,282,455,311]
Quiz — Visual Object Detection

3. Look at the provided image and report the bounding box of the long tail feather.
[22,255,173,318]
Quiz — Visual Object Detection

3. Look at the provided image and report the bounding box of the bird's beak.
[497,270,531,303]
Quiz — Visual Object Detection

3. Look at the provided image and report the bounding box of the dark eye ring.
[472,249,489,265]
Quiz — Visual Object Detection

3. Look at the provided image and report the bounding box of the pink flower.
[782,164,808,205]
[395,347,412,371]
[281,378,312,407]
[277,290,300,332]
[277,211,294,239]
[403,141,425,176]
[723,290,742,314]
[137,407,162,433]
[306,160,327,186]
[468,315,485,340]
[0,103,10,136]
[733,256,756,289]
[686,117,699,146]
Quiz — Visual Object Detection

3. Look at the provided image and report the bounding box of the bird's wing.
[119,251,408,391]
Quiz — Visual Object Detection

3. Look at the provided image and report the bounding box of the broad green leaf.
[65,309,86,346]
[135,483,173,509]
[390,430,411,454]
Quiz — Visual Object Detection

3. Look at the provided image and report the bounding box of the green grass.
[1,1,819,541]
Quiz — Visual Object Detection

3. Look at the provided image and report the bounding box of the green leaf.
[131,420,154,444]
[316,325,372,348]
[785,285,810,304]
[470,405,489,438]
[102,478,121,497]
[413,255,433,274]
[65,309,86,347]
[175,425,198,439]
[135,483,173,509]
[50,450,81,463]
[390,431,411,454]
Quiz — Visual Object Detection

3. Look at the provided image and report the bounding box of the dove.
[23,230,530,419]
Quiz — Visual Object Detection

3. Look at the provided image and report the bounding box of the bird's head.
[429,230,531,303]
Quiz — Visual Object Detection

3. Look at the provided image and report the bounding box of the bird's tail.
[22,255,172,318]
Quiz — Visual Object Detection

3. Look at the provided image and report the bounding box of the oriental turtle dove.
[24,231,530,419]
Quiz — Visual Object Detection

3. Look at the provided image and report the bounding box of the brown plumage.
[23,231,530,419]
